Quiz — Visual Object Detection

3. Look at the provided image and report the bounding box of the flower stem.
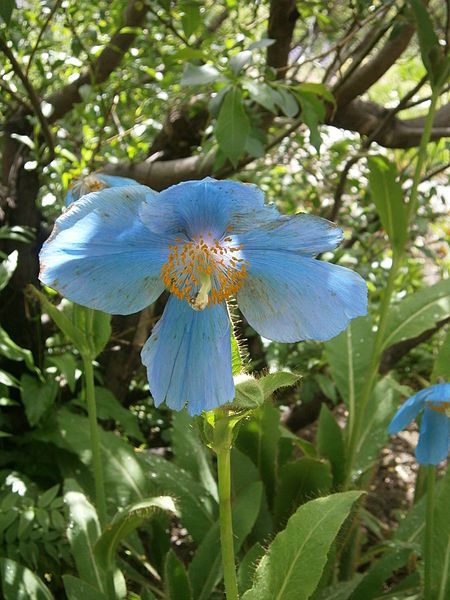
[217,446,239,600]
[82,354,107,527]
[424,465,436,599]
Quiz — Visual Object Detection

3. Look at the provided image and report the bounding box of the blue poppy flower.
[66,173,139,206]
[39,177,368,415]
[388,383,450,465]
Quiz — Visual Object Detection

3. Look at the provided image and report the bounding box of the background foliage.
[0,0,449,598]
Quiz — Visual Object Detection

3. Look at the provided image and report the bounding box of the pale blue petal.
[141,296,235,415]
[388,389,429,434]
[236,250,367,342]
[140,177,276,238]
[423,382,450,404]
[238,214,343,256]
[416,407,450,465]
[40,186,168,314]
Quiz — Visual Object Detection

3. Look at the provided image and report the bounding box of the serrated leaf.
[234,376,264,409]
[242,491,364,600]
[94,497,176,571]
[367,156,407,254]
[259,371,301,398]
[382,279,450,350]
[215,87,249,165]
[274,457,332,528]
[181,63,221,86]
[0,558,53,600]
[164,550,192,600]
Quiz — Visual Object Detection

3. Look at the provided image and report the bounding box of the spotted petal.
[238,213,343,256]
[40,185,169,314]
[416,406,450,465]
[140,177,276,238]
[141,295,235,415]
[236,250,367,342]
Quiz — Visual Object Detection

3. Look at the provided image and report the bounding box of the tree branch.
[267,0,299,76]
[45,0,148,123]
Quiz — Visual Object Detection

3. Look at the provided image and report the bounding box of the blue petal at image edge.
[40,186,169,314]
[416,407,450,465]
[237,250,367,342]
[141,296,235,415]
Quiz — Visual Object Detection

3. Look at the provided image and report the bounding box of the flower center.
[428,400,450,417]
[160,231,248,310]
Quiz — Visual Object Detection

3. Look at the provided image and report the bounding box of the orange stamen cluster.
[429,401,450,415]
[160,231,249,309]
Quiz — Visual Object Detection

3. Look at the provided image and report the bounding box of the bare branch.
[267,0,299,76]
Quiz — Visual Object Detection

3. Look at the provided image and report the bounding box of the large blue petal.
[416,406,450,465]
[238,214,343,256]
[423,382,450,404]
[40,186,169,314]
[236,250,367,342]
[140,177,276,239]
[388,389,428,434]
[141,296,235,415]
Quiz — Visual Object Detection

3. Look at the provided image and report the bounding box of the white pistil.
[190,274,212,311]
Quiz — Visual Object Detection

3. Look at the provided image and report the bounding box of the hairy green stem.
[424,465,436,599]
[217,446,239,600]
[82,354,107,527]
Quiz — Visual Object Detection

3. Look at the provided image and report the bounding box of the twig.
[25,0,63,77]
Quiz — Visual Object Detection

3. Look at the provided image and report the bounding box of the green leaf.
[181,63,221,86]
[0,0,15,25]
[236,403,280,507]
[62,575,107,600]
[21,374,58,427]
[180,0,201,38]
[273,87,299,117]
[29,287,87,352]
[0,326,35,372]
[0,558,53,600]
[93,387,144,442]
[64,484,104,591]
[37,484,60,508]
[317,405,346,486]
[94,496,176,571]
[243,80,278,113]
[230,50,253,75]
[0,369,19,387]
[234,376,265,409]
[259,371,301,399]
[367,156,407,254]
[432,329,450,382]
[274,457,332,528]
[312,576,363,600]
[189,481,263,600]
[242,491,364,600]
[164,550,192,600]
[409,0,444,88]
[382,279,450,350]
[324,316,374,407]
[354,376,399,476]
[238,543,265,596]
[215,87,250,165]
[297,91,324,153]
[428,467,450,599]
[48,353,77,392]
[143,453,218,542]
[0,251,17,292]
[91,311,111,357]
[171,409,217,501]
[297,82,335,105]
